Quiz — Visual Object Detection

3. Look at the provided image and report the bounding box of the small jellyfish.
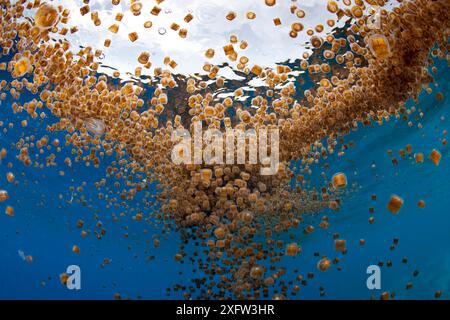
[60,273,69,285]
[0,190,9,202]
[35,3,59,29]
[429,149,441,166]
[213,227,225,239]
[158,27,167,35]
[250,265,264,279]
[387,195,403,214]
[317,257,331,272]
[332,172,347,189]
[6,172,14,183]
[285,243,301,256]
[5,206,14,217]
[226,11,237,21]
[72,245,80,254]
[327,1,339,13]
[368,34,391,60]
[380,292,390,300]
[335,239,346,252]
[128,32,139,42]
[84,118,106,136]
[13,57,32,78]
[414,153,424,163]
[418,200,426,208]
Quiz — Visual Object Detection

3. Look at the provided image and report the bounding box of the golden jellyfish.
[429,149,441,166]
[265,0,276,6]
[60,273,69,286]
[25,255,33,264]
[327,1,339,13]
[72,245,80,254]
[332,172,347,189]
[223,44,235,56]
[130,1,142,15]
[35,3,59,29]
[174,253,183,261]
[205,48,215,59]
[414,152,424,163]
[317,257,331,272]
[310,36,323,48]
[350,6,363,18]
[387,195,403,214]
[128,32,139,42]
[250,265,264,279]
[13,57,32,78]
[6,172,14,183]
[138,52,150,64]
[108,24,119,33]
[368,34,391,60]
[150,6,161,16]
[335,239,346,253]
[296,9,305,19]
[184,13,194,23]
[380,292,390,300]
[418,200,426,208]
[246,11,256,20]
[226,11,237,21]
[0,190,9,202]
[5,206,14,217]
[285,243,301,256]
[214,227,226,239]
[406,144,413,155]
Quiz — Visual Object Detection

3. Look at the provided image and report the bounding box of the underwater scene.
[0,0,449,301]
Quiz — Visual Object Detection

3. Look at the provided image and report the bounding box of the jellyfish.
[84,118,106,136]
[35,3,59,29]
[368,34,391,60]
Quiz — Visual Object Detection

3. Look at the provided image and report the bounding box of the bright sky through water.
[41,0,345,79]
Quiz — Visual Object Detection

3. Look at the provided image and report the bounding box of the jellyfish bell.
[285,243,301,256]
[317,257,331,272]
[59,272,69,285]
[332,172,347,189]
[367,34,391,60]
[250,265,264,279]
[13,57,33,78]
[0,190,9,202]
[387,195,403,214]
[35,3,59,29]
[84,118,106,136]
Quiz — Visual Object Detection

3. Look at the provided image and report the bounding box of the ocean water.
[0,1,449,301]
[0,58,448,300]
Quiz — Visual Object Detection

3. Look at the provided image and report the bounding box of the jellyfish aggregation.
[0,0,449,299]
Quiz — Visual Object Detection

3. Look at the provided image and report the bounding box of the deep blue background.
[0,58,449,300]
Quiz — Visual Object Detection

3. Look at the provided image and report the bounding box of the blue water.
[0,55,449,300]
